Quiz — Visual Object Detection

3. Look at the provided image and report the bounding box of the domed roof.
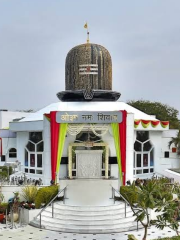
[65,43,112,91]
[57,42,120,102]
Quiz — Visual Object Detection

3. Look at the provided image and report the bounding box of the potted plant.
[8,192,20,222]
[0,202,8,224]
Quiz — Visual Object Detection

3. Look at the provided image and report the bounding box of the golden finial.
[84,22,89,43]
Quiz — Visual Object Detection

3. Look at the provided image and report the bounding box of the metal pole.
[7,166,9,181]
[6,209,7,228]
[63,188,66,204]
[40,213,41,229]
[137,221,139,231]
[125,202,126,218]
[113,189,115,204]
[11,208,14,229]
[52,202,54,218]
[114,190,115,204]
[20,208,22,227]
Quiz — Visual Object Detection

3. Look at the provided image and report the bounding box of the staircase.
[30,201,140,233]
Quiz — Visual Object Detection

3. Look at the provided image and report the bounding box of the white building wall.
[133,129,179,179]
[149,131,164,175]
[6,110,179,185]
[43,117,51,185]
[126,113,134,183]
[16,132,29,170]
[0,138,17,166]
[0,111,30,129]
[62,133,76,157]
[161,129,180,172]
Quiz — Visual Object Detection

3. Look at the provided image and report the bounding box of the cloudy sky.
[0,0,180,116]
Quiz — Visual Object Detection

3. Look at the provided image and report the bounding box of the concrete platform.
[59,178,119,206]
[0,224,178,240]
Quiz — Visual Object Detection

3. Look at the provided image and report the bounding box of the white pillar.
[68,145,72,179]
[105,145,109,179]
[43,116,52,185]
[126,113,134,184]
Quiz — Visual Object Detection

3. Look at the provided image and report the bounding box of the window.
[9,148,17,158]
[1,155,5,162]
[134,131,154,175]
[164,151,169,158]
[172,148,177,153]
[29,132,42,143]
[24,132,43,174]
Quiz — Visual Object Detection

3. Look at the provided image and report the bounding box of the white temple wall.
[149,131,164,175]
[161,129,179,159]
[149,130,180,176]
[161,129,180,173]
[16,132,29,170]
[62,134,76,157]
[0,138,17,166]
[43,116,52,185]
[0,111,30,129]
[126,113,134,184]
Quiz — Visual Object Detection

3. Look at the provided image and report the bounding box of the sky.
[0,0,180,116]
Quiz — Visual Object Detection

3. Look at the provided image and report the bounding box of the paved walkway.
[0,224,177,240]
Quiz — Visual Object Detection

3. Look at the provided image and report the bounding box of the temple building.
[0,41,179,205]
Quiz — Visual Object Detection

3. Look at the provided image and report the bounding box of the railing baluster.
[111,185,129,220]
[6,209,7,229]
[137,221,139,231]
[52,202,54,218]
[11,208,14,229]
[125,202,126,218]
[40,213,41,229]
[34,186,67,228]
[64,188,66,204]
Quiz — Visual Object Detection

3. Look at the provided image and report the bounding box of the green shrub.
[0,203,8,213]
[0,166,13,180]
[120,186,138,204]
[128,235,138,240]
[0,191,4,203]
[35,185,58,209]
[21,185,38,203]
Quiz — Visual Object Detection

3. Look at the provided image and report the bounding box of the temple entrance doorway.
[68,142,109,179]
[76,150,103,178]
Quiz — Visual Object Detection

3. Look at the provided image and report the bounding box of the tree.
[169,131,180,155]
[152,199,180,236]
[121,178,174,240]
[152,183,180,236]
[127,100,180,129]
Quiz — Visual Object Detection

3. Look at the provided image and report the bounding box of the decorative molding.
[134,119,169,130]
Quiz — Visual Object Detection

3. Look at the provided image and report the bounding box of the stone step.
[44,207,131,217]
[45,202,131,216]
[30,201,139,233]
[31,219,141,233]
[42,210,133,220]
[54,201,126,211]
[38,214,135,226]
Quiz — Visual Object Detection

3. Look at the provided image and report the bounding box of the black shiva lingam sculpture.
[57,42,120,102]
